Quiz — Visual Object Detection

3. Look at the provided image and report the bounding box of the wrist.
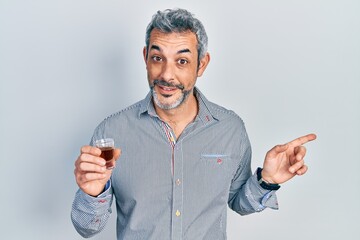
[256,168,281,191]
[260,170,276,184]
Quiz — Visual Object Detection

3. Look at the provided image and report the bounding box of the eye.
[151,56,162,62]
[177,59,188,65]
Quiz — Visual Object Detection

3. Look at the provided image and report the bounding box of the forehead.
[149,29,198,51]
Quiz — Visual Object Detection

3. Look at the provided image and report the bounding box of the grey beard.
[150,80,192,110]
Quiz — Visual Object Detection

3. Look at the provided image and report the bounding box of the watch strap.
[256,168,281,191]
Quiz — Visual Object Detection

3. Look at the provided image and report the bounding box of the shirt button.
[175,210,181,217]
[176,179,181,185]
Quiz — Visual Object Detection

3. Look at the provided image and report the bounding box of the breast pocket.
[195,153,235,198]
[200,154,234,177]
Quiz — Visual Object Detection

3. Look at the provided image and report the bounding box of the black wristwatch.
[256,168,281,191]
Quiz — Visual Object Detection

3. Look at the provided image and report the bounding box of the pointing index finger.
[288,133,317,147]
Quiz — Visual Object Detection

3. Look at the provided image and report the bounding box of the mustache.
[152,80,185,91]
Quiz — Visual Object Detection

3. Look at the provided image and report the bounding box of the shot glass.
[95,138,115,169]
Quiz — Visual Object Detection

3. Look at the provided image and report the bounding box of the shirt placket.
[162,122,183,240]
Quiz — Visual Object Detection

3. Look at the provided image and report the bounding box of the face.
[143,29,209,110]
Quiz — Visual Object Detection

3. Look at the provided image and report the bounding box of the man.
[71,8,316,239]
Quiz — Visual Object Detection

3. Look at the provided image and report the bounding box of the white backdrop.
[1,1,359,239]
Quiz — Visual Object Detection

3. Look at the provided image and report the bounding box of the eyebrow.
[150,45,191,54]
[150,45,161,51]
[177,48,191,54]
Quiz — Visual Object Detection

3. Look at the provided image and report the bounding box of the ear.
[197,52,210,77]
[143,46,148,64]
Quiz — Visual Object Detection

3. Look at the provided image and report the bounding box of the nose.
[159,61,175,82]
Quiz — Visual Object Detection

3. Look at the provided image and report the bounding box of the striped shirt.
[71,88,278,240]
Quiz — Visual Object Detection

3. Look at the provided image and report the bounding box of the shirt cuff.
[100,180,111,197]
[78,180,112,202]
[246,172,279,211]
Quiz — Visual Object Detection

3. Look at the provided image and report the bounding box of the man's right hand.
[74,145,121,197]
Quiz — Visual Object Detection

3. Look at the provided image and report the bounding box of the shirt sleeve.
[71,181,113,238]
[227,132,279,215]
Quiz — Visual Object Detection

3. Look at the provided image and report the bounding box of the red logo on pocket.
[217,158,223,164]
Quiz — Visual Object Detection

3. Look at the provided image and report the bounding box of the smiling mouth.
[153,80,185,91]
[157,86,176,97]
[151,80,185,98]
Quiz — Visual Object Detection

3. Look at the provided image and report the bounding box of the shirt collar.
[138,87,219,124]
[138,91,156,118]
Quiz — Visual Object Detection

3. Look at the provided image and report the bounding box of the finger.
[78,161,107,173]
[113,148,121,161]
[77,172,108,183]
[296,164,308,175]
[289,159,305,174]
[80,145,101,156]
[267,144,289,158]
[294,146,307,161]
[288,133,317,147]
[76,153,106,167]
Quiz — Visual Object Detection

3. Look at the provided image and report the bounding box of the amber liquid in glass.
[100,147,114,168]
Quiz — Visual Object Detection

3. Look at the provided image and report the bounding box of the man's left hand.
[261,133,317,184]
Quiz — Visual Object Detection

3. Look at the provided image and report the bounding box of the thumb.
[113,148,121,161]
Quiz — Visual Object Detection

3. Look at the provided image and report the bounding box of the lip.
[157,85,178,95]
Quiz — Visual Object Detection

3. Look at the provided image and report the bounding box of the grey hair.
[145,8,208,61]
